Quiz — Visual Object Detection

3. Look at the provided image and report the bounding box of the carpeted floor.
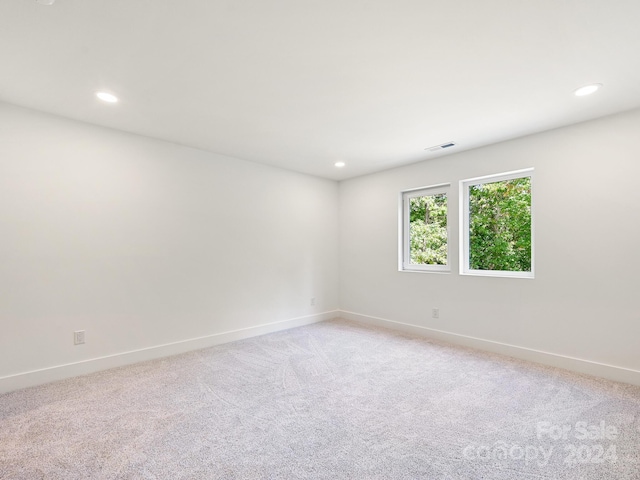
[1,318,639,479]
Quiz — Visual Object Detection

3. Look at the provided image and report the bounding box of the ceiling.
[2,0,640,180]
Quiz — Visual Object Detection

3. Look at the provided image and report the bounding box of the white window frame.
[399,183,450,273]
[459,168,534,279]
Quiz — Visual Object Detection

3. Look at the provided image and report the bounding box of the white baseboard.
[0,311,338,394]
[339,310,640,387]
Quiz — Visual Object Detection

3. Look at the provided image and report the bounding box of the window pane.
[468,177,531,272]
[409,193,448,265]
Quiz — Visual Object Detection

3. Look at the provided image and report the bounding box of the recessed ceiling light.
[334,161,346,168]
[574,83,602,97]
[36,0,55,5]
[96,91,119,103]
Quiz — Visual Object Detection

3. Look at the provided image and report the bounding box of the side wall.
[0,103,339,392]
[339,108,640,385]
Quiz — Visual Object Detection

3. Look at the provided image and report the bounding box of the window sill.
[460,269,534,279]
[399,268,451,274]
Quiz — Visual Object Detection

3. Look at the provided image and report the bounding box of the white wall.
[339,108,640,383]
[3,102,639,392]
[0,103,339,390]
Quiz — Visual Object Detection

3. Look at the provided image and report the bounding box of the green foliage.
[468,177,531,272]
[409,194,447,265]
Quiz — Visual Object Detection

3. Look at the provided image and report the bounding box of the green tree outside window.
[468,177,531,272]
[409,193,448,265]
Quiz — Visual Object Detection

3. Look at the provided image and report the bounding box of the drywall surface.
[0,103,339,382]
[339,108,640,375]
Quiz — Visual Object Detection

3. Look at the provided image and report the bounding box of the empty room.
[1,1,640,479]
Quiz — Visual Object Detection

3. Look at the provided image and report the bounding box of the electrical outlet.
[74,330,85,345]
[432,308,440,319]
[310,297,316,306]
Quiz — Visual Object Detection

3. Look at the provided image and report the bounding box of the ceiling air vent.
[425,142,456,152]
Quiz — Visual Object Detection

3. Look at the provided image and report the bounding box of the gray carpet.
[1,319,639,479]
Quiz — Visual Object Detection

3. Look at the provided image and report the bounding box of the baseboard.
[0,311,338,394]
[339,310,640,387]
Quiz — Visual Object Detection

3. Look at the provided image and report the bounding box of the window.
[400,183,450,272]
[460,169,533,278]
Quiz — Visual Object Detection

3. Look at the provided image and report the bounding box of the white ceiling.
[2,0,640,180]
